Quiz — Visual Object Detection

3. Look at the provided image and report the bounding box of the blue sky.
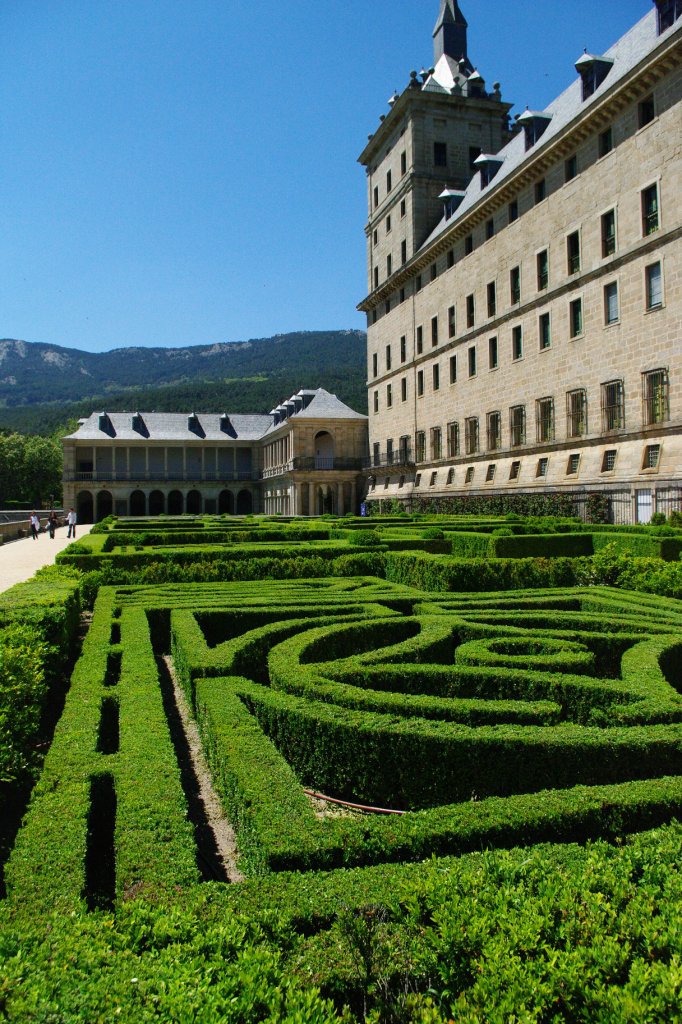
[1,0,649,353]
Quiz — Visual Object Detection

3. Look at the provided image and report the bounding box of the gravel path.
[0,525,92,594]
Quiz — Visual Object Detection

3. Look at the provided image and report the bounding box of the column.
[351,481,357,515]
[308,481,314,518]
[338,482,345,516]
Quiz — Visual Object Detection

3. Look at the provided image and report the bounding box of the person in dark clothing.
[48,510,58,539]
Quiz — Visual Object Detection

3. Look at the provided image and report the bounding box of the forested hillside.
[0,331,367,434]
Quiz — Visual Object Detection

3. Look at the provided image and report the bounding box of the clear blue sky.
[0,0,649,353]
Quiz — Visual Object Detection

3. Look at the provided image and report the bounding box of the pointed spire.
[433,0,471,70]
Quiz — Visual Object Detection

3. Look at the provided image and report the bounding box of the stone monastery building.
[361,0,681,522]
[62,389,368,521]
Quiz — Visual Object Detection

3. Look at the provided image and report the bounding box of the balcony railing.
[66,470,260,483]
[363,450,415,470]
[291,457,365,472]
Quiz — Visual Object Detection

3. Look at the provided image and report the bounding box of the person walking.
[48,510,58,539]
[30,511,40,540]
[67,508,77,539]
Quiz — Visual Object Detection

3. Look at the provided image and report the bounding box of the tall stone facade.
[359,1,682,523]
[62,389,368,521]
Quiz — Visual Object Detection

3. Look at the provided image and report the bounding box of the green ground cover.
[2,514,682,1021]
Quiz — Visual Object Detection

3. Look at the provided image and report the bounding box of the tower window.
[656,0,682,33]
[570,298,583,339]
[448,305,456,338]
[466,294,475,329]
[432,364,440,391]
[567,232,581,275]
[642,184,659,236]
[488,336,498,370]
[465,234,474,256]
[539,312,551,351]
[468,346,477,378]
[537,250,549,290]
[416,325,423,354]
[434,142,447,167]
[599,127,613,157]
[601,210,616,257]
[386,169,393,193]
[535,179,546,204]
[638,95,656,129]
[510,266,521,304]
[487,281,496,317]
[565,154,578,182]
[512,325,523,361]
[509,199,519,223]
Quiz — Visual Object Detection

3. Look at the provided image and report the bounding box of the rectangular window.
[567,453,581,475]
[373,229,378,246]
[401,376,407,402]
[430,263,438,282]
[537,250,549,290]
[373,267,379,289]
[486,411,501,451]
[483,464,494,482]
[539,312,551,350]
[386,215,392,234]
[639,95,655,128]
[372,352,378,377]
[565,154,578,182]
[536,397,555,443]
[486,218,495,240]
[488,336,498,370]
[509,460,521,480]
[385,299,390,316]
[468,346,477,378]
[386,383,393,408]
[416,275,422,292]
[448,305,456,338]
[399,435,410,463]
[642,184,659,236]
[415,431,426,462]
[432,363,440,391]
[535,179,546,204]
[487,281,497,317]
[401,240,407,264]
[431,316,439,346]
[446,468,454,485]
[601,379,625,432]
[643,444,661,469]
[657,0,682,33]
[646,262,663,310]
[465,466,475,484]
[567,388,587,437]
[602,449,617,472]
[400,335,407,362]
[401,150,407,175]
[431,427,442,460]
[510,266,521,304]
[643,368,670,425]
[372,441,380,467]
[466,294,475,328]
[417,370,424,397]
[400,199,406,218]
[604,281,619,325]
[429,471,437,487]
[601,210,616,257]
[567,231,581,274]
[465,417,479,455]
[447,248,455,269]
[386,169,392,192]
[510,405,526,447]
[373,390,379,414]
[434,141,447,166]
[570,298,583,338]
[512,325,523,361]
[509,199,519,223]
[599,127,613,157]
[536,457,549,478]
[465,234,473,256]
[416,325,423,354]
[373,185,379,209]
[449,354,457,385]
[386,254,392,277]
[447,421,459,458]
[399,287,406,303]
[385,345,392,371]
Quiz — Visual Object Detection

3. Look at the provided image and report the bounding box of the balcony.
[363,450,415,471]
[291,457,365,472]
[66,470,260,484]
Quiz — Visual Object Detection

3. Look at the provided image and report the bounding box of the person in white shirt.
[67,508,77,539]
[30,511,40,540]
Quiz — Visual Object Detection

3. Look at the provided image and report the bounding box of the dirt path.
[163,656,244,883]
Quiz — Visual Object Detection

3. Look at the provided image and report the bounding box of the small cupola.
[575,52,614,100]
[439,188,466,219]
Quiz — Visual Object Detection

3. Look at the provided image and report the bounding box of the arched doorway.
[77,490,94,525]
[130,490,146,517]
[236,489,252,514]
[314,431,334,469]
[168,490,183,515]
[149,490,165,516]
[186,490,202,514]
[96,490,113,522]
[218,490,234,514]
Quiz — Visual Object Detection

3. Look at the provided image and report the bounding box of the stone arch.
[314,430,334,469]
[77,490,94,525]
[218,489,235,515]
[130,490,146,517]
[149,490,165,516]
[96,490,113,522]
[168,490,183,515]
[236,489,253,514]
[186,489,202,515]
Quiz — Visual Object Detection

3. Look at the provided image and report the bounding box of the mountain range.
[0,331,368,434]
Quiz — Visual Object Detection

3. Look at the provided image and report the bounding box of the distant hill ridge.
[0,331,366,408]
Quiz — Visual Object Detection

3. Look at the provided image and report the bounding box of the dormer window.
[439,188,465,220]
[98,413,109,432]
[518,110,552,151]
[575,53,614,101]
[188,413,199,431]
[474,153,503,188]
[655,0,682,34]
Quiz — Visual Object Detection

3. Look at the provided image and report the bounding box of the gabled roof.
[65,411,273,442]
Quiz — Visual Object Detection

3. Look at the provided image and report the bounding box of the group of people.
[29,508,77,540]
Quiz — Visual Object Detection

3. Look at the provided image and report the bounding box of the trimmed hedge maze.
[8,576,682,907]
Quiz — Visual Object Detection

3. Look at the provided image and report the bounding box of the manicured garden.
[2,512,682,1021]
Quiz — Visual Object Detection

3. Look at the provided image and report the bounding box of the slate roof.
[66,389,366,442]
[422,7,678,250]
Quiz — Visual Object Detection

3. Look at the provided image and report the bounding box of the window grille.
[486,411,501,451]
[601,380,624,432]
[642,368,669,425]
[465,417,479,455]
[510,405,526,447]
[446,421,460,458]
[566,389,587,437]
[536,397,555,443]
